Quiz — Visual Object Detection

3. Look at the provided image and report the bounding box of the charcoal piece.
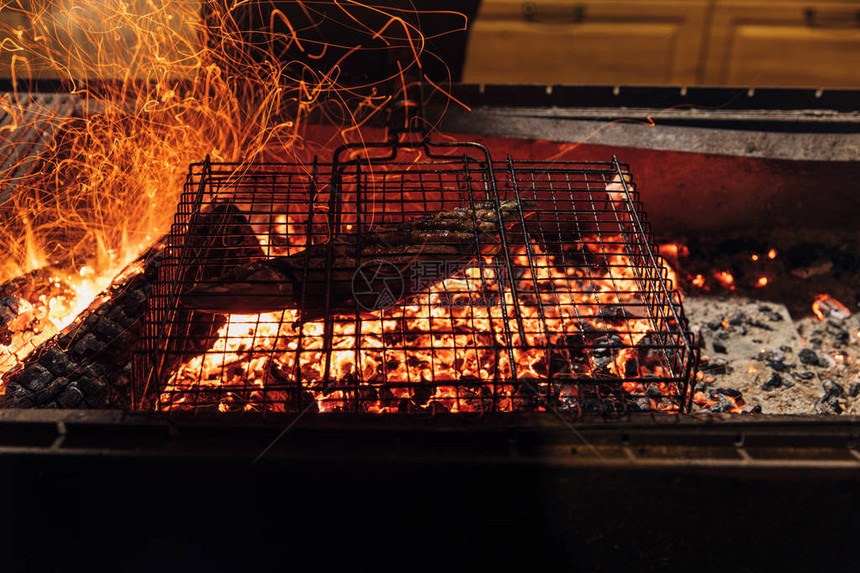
[748,320,774,331]
[712,341,727,354]
[77,375,108,407]
[71,333,106,359]
[814,393,843,415]
[728,313,746,326]
[767,360,794,373]
[799,348,821,366]
[711,387,742,399]
[645,385,663,399]
[822,380,844,397]
[56,384,83,408]
[708,394,736,413]
[564,334,586,358]
[708,357,730,375]
[762,373,782,391]
[748,405,763,414]
[13,364,53,392]
[849,383,860,398]
[796,371,815,380]
[41,346,75,377]
[764,310,784,322]
[624,358,638,378]
[32,376,68,404]
[764,349,785,363]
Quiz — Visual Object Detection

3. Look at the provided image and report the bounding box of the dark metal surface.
[134,145,696,415]
[429,85,860,161]
[1,409,859,474]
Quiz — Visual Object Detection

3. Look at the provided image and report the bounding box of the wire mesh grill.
[133,145,698,416]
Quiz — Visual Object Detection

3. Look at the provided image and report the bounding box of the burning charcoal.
[712,341,727,354]
[708,393,736,413]
[762,373,782,391]
[799,348,822,366]
[1,242,164,409]
[822,380,844,398]
[728,313,746,326]
[596,305,633,325]
[645,385,663,399]
[712,387,743,400]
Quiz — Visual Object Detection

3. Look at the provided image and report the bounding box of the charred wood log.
[0,243,164,408]
[0,202,267,409]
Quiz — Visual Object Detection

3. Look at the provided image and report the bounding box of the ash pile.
[687,295,859,415]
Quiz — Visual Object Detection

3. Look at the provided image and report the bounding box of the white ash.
[685,296,860,415]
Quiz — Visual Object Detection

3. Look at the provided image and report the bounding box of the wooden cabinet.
[462,0,710,85]
[704,2,860,87]
[463,0,860,86]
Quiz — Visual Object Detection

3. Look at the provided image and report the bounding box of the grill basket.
[133,140,698,416]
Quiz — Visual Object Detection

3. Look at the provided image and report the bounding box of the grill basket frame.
[133,144,698,416]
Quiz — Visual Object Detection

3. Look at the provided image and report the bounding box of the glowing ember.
[691,274,706,288]
[714,271,735,290]
[767,249,777,259]
[756,276,768,287]
[157,236,678,414]
[812,294,851,321]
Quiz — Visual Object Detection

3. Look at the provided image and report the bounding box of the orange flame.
[0,1,464,382]
[812,293,851,321]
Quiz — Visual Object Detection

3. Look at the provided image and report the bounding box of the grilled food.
[181,199,534,319]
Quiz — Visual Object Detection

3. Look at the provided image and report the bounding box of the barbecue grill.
[133,118,697,416]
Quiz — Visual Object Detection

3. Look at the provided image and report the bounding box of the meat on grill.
[180,199,534,319]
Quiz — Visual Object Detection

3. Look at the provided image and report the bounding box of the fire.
[692,390,744,414]
[1,2,453,385]
[812,293,851,321]
[158,236,679,414]
[756,276,768,287]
